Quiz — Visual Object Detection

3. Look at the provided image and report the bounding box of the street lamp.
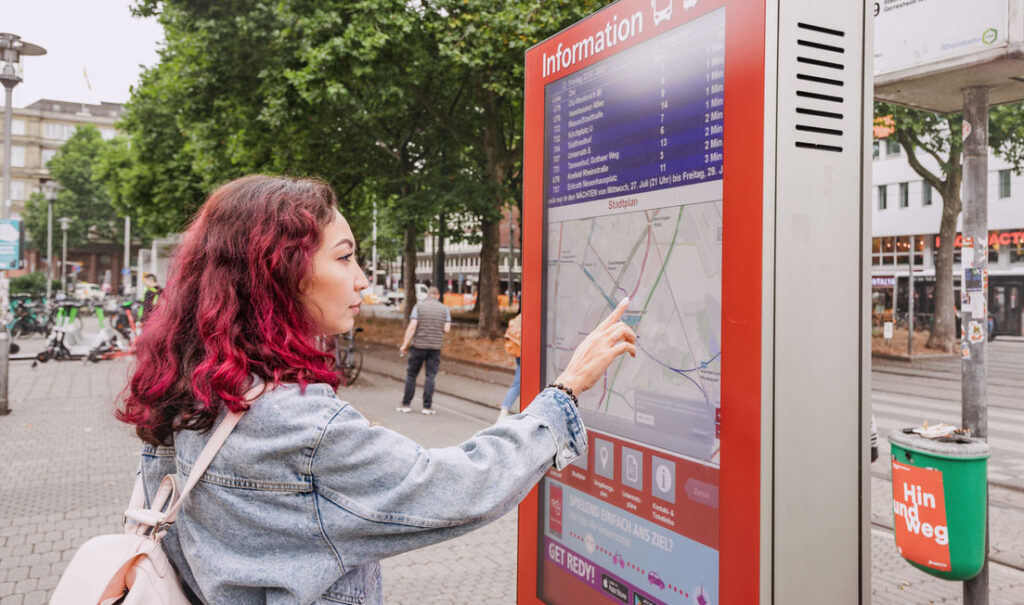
[41,179,56,301]
[58,216,71,296]
[0,33,46,220]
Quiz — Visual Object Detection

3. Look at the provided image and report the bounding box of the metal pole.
[61,230,67,295]
[2,86,12,220]
[908,256,914,357]
[0,324,8,416]
[371,201,378,293]
[962,85,989,605]
[137,248,145,301]
[46,198,52,301]
[123,216,130,292]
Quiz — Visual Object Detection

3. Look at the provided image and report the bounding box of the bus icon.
[651,0,672,25]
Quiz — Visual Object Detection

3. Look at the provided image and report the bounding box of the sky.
[2,1,164,108]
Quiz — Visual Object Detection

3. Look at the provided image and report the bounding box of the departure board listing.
[544,9,725,209]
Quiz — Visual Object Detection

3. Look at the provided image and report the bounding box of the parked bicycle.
[333,327,364,386]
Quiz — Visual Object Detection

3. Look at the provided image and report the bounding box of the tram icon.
[651,0,672,25]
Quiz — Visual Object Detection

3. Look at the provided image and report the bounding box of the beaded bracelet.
[546,382,579,407]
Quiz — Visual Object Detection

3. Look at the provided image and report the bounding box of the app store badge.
[594,438,615,480]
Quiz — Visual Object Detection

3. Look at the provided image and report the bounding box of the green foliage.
[8,272,60,298]
[23,126,123,251]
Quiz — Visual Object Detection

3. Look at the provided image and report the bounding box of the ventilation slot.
[793,22,847,153]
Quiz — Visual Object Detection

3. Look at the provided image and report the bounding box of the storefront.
[871,229,1024,337]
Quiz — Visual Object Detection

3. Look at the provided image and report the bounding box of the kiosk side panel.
[771,0,868,602]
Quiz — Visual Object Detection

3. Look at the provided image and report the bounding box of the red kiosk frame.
[517,0,871,603]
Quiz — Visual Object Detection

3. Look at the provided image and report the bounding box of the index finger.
[598,297,630,330]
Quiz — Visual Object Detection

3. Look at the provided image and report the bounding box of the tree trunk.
[927,190,962,351]
[403,224,418,324]
[477,217,502,338]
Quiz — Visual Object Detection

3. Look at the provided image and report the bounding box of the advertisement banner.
[874,0,1009,76]
[891,461,951,571]
[0,220,22,271]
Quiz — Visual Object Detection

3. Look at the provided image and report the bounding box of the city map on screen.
[543,9,723,467]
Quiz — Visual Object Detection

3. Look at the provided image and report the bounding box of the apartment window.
[43,122,75,140]
[885,138,901,156]
[999,169,1011,198]
[10,181,24,200]
[878,185,888,210]
[11,119,25,136]
[872,140,879,160]
[10,146,25,168]
[922,183,933,206]
[41,149,57,165]
[899,182,909,208]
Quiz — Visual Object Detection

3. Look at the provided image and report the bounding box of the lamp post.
[41,179,56,301]
[59,216,71,295]
[0,34,46,220]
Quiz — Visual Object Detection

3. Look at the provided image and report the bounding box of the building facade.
[0,99,127,288]
[411,207,522,299]
[873,137,1024,336]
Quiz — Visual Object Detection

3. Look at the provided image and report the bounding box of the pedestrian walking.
[397,285,450,415]
[113,175,636,604]
[497,312,522,420]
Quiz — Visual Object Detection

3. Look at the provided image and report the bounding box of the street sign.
[0,220,21,270]
[520,0,870,603]
[874,0,1024,112]
[874,0,1008,77]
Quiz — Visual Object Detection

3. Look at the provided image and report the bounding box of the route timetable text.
[544,9,725,208]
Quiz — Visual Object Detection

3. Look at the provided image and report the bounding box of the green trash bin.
[888,430,990,581]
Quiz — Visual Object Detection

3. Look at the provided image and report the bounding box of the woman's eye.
[338,253,354,262]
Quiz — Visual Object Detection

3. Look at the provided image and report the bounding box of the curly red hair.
[117,175,341,445]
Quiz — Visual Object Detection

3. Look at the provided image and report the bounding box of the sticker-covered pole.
[961,85,989,604]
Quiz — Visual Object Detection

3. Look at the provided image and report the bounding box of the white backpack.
[51,397,252,605]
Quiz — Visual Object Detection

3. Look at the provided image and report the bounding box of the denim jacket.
[138,383,587,605]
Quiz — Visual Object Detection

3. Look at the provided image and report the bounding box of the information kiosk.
[518,1,871,603]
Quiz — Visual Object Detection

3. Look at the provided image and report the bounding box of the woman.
[117,175,636,604]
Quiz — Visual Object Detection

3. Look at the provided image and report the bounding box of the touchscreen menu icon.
[621,447,643,490]
[651,456,676,503]
[594,438,615,480]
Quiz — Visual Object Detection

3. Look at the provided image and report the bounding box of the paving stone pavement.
[3,336,1024,604]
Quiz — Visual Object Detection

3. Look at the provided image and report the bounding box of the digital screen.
[539,7,724,605]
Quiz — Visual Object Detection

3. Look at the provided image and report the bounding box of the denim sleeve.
[309,388,587,569]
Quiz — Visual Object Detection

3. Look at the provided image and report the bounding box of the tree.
[407,0,604,336]
[24,126,123,251]
[877,101,1024,352]
[121,0,602,336]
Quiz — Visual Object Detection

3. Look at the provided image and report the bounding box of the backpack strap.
[137,383,265,533]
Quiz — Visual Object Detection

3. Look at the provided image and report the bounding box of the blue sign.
[0,220,21,270]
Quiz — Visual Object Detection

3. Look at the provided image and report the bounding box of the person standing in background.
[398,286,450,415]
[139,273,163,324]
[498,312,522,420]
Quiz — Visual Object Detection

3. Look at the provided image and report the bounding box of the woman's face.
[304,210,369,335]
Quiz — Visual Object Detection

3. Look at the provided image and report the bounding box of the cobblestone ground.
[0,357,138,605]
[2,342,1024,604]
